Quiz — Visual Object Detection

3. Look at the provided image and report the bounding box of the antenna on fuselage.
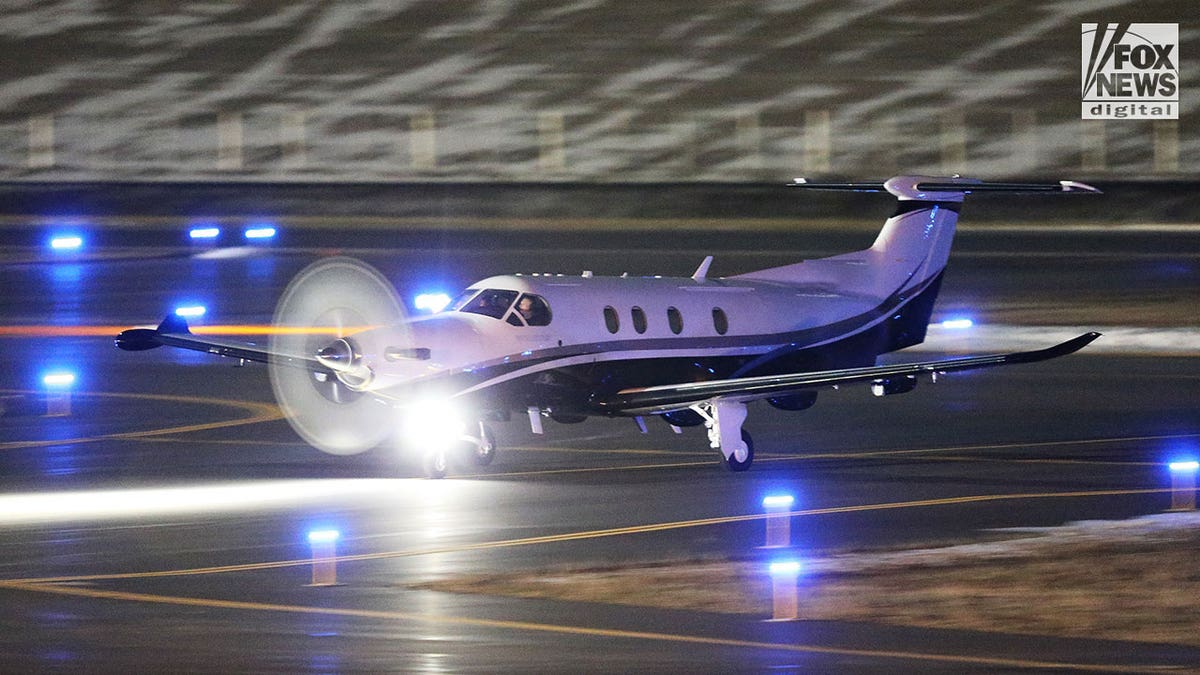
[691,255,714,282]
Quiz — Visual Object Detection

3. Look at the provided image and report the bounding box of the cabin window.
[457,289,518,320]
[712,307,728,335]
[667,306,683,334]
[631,306,647,334]
[603,306,620,333]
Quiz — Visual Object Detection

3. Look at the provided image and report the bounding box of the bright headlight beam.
[0,480,397,525]
[1169,461,1199,473]
[401,399,466,450]
[941,318,974,329]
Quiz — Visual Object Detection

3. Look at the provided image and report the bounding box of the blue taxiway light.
[414,292,452,313]
[1169,461,1199,473]
[189,227,221,240]
[244,227,277,240]
[307,529,340,544]
[769,561,802,576]
[42,372,77,388]
[762,494,795,509]
[50,235,83,251]
[941,318,974,329]
[174,305,207,318]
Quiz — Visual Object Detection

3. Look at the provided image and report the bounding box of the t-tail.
[733,175,1100,351]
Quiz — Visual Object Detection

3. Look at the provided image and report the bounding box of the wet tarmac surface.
[0,223,1197,671]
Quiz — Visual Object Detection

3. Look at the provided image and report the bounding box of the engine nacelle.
[767,391,818,411]
[871,375,917,397]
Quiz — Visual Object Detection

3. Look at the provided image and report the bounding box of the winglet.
[692,256,714,282]
[115,313,191,351]
[156,313,191,335]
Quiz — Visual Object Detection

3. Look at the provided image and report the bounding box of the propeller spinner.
[268,257,410,455]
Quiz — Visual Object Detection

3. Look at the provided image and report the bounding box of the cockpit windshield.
[451,289,553,326]
[453,289,518,320]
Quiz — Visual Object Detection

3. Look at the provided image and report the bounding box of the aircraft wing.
[595,332,1101,415]
[115,315,327,372]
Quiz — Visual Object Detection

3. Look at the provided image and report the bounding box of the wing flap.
[596,333,1101,414]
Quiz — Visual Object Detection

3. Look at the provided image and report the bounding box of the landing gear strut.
[690,399,754,472]
[470,422,497,466]
[421,422,497,479]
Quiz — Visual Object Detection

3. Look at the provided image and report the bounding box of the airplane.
[116,175,1102,478]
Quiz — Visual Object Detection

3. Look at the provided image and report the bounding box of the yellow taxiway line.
[0,579,1166,672]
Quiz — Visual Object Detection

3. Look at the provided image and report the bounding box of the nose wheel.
[420,422,497,479]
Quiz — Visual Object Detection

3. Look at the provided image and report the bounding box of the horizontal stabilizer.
[790,177,1101,195]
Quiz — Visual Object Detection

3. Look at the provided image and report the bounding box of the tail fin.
[735,176,1100,291]
[730,176,1100,351]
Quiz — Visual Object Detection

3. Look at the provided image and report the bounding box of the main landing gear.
[688,399,754,472]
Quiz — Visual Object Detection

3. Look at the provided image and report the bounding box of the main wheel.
[724,429,754,472]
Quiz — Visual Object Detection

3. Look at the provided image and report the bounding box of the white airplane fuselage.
[351,177,956,418]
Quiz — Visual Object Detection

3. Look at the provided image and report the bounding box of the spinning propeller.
[268,257,410,455]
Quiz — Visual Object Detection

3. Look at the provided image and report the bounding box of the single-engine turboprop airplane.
[117,175,1101,477]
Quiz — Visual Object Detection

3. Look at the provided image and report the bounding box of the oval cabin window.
[631,307,647,334]
[667,306,683,334]
[712,307,728,335]
[603,306,620,334]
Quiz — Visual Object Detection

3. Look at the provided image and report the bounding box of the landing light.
[1169,461,1199,473]
[941,318,974,329]
[414,292,452,313]
[401,399,466,450]
[49,235,83,251]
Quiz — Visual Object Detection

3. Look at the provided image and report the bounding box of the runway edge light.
[768,560,802,621]
[414,292,452,313]
[244,225,278,240]
[307,529,340,544]
[41,371,77,388]
[41,370,76,417]
[49,235,84,251]
[189,226,221,240]
[762,493,795,548]
[1168,460,1198,512]
[307,529,341,586]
